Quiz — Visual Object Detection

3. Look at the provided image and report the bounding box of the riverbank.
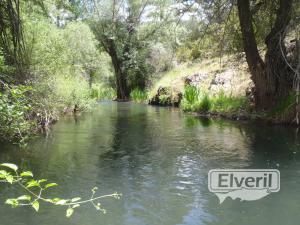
[0,81,95,147]
[147,55,297,125]
[147,55,253,116]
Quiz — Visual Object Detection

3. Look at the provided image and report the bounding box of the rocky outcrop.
[149,86,182,107]
[208,69,252,96]
[149,63,253,107]
[184,73,209,86]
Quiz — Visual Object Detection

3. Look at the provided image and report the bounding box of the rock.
[149,86,182,107]
[184,73,209,86]
[209,69,252,96]
[210,70,234,86]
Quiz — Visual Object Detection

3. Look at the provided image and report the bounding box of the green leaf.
[44,183,58,189]
[1,163,18,171]
[20,171,33,177]
[26,180,39,188]
[32,201,39,212]
[5,199,19,208]
[66,208,74,218]
[71,197,81,202]
[0,170,8,176]
[38,179,47,184]
[5,174,14,184]
[17,195,31,201]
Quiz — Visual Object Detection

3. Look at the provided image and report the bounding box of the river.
[0,102,300,225]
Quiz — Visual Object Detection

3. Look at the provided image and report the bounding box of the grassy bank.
[147,56,253,118]
[180,85,251,118]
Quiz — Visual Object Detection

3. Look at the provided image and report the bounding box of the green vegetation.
[0,0,299,148]
[0,0,299,221]
[130,89,148,103]
[0,84,34,146]
[91,84,117,100]
[0,163,121,217]
[0,1,115,144]
[182,85,199,106]
[181,86,248,115]
[211,92,248,114]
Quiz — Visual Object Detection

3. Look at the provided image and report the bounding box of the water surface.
[0,102,300,225]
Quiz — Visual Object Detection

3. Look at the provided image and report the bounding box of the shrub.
[0,84,34,146]
[148,43,174,73]
[176,46,193,62]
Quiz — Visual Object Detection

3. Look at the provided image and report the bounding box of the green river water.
[0,102,300,225]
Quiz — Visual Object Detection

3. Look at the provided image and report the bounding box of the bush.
[0,84,34,146]
[176,46,193,62]
[23,18,104,113]
[0,13,111,145]
[147,43,174,73]
[130,88,148,103]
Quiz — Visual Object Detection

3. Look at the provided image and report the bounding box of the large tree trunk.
[237,0,294,110]
[107,39,129,100]
[264,0,294,106]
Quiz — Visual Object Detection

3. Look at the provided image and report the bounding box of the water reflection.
[0,102,299,225]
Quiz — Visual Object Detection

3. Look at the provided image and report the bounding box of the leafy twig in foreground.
[0,163,122,218]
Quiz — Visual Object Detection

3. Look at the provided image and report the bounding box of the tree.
[84,0,173,100]
[0,0,27,82]
[237,0,296,114]
[0,0,48,83]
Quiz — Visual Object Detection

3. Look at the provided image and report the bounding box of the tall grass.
[184,85,199,104]
[130,88,148,103]
[181,85,248,114]
[91,84,116,100]
[211,91,247,113]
